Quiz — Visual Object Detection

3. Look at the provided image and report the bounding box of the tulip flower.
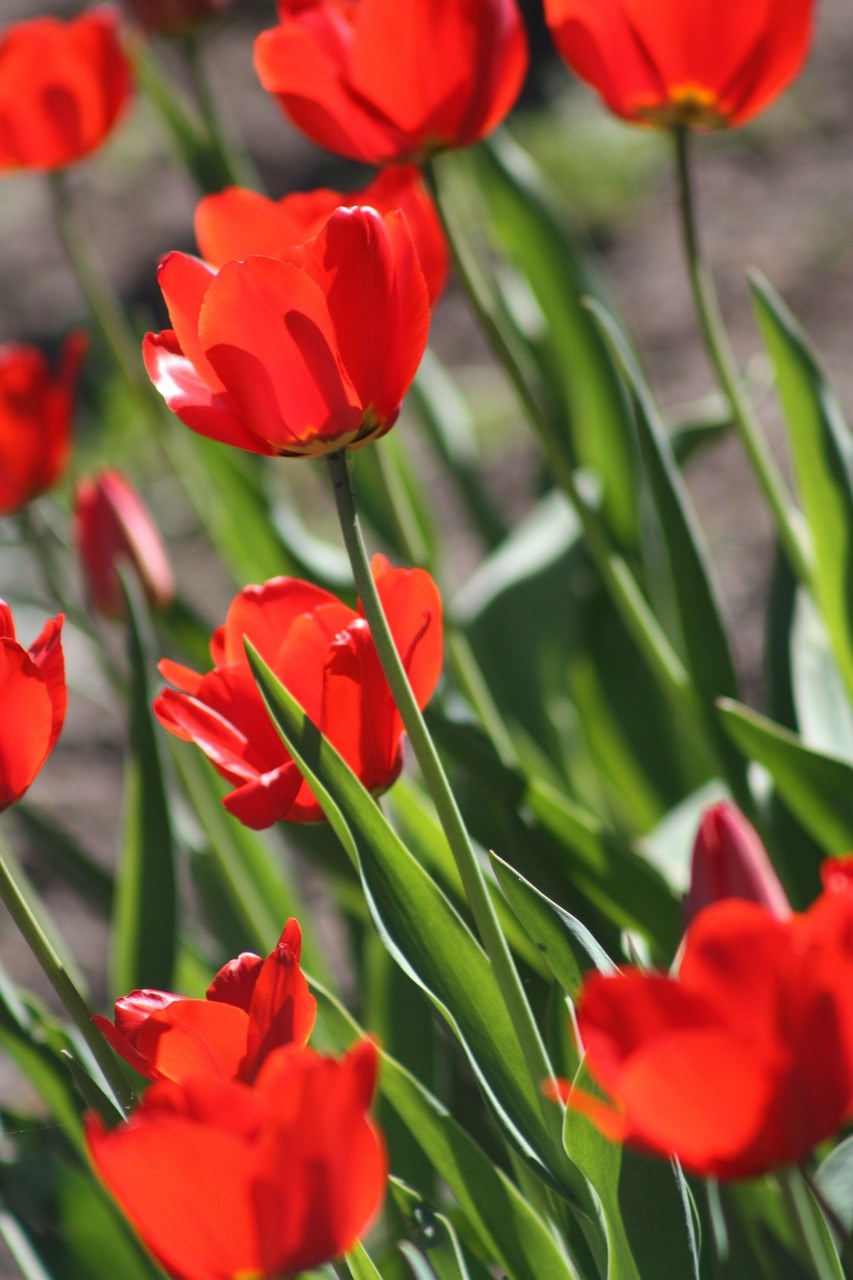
[143,205,429,457]
[0,8,133,171]
[154,556,442,829]
[74,469,175,621]
[543,0,815,130]
[254,0,528,165]
[195,166,449,305]
[552,860,853,1180]
[683,802,790,928]
[0,604,66,812]
[87,1039,387,1280]
[126,0,229,38]
[94,919,317,1083]
[0,334,87,517]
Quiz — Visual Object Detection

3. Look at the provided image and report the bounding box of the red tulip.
[553,861,853,1179]
[683,802,790,929]
[544,0,815,130]
[0,8,133,171]
[0,334,87,517]
[154,556,442,829]
[254,0,528,165]
[94,919,317,1083]
[74,469,175,621]
[195,166,449,305]
[126,0,229,38]
[143,205,429,457]
[0,604,66,812]
[87,1039,387,1280]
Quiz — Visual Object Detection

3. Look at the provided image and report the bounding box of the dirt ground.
[0,0,852,1272]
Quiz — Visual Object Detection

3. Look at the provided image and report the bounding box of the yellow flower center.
[637,83,728,131]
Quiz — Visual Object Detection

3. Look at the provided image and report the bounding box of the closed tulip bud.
[0,8,133,172]
[683,802,790,929]
[0,333,87,516]
[125,0,229,37]
[74,469,174,621]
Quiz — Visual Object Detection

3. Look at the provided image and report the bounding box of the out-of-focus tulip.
[0,334,87,517]
[543,0,815,130]
[154,555,443,829]
[74,469,174,621]
[0,8,133,171]
[87,1040,387,1280]
[550,860,853,1180]
[125,0,229,38]
[94,919,317,1083]
[254,0,528,165]
[195,166,449,305]
[0,603,66,811]
[683,802,790,928]
[143,206,429,457]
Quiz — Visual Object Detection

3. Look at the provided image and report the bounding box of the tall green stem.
[673,128,812,584]
[0,847,132,1113]
[48,171,149,404]
[778,1168,845,1280]
[182,35,258,190]
[326,451,561,1146]
[424,160,704,739]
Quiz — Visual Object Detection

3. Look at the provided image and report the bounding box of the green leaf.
[346,1242,385,1280]
[491,854,615,1000]
[244,642,564,1189]
[718,699,853,853]
[816,1136,853,1238]
[751,274,853,700]
[563,1078,700,1280]
[790,590,853,761]
[0,1212,54,1280]
[470,132,639,548]
[57,1163,168,1280]
[112,580,178,996]
[311,980,580,1280]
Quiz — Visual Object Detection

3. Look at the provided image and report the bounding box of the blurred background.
[0,0,851,1270]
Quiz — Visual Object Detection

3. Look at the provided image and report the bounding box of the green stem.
[181,35,258,190]
[326,451,562,1150]
[778,1168,845,1280]
[0,850,132,1113]
[47,172,149,403]
[673,128,812,585]
[16,509,77,619]
[424,160,704,736]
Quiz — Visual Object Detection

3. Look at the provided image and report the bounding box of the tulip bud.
[74,470,174,620]
[683,802,790,928]
[125,0,229,38]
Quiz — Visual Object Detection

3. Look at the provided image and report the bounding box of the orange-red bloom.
[0,603,66,812]
[0,8,133,171]
[74,469,175,621]
[544,0,815,130]
[154,556,442,829]
[126,0,229,38]
[87,1040,386,1280]
[683,802,790,928]
[143,205,429,457]
[195,166,449,306]
[254,0,528,164]
[95,919,316,1084]
[0,334,87,517]
[554,860,853,1179]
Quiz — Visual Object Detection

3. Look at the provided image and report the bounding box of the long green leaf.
[244,642,564,1190]
[751,274,853,700]
[112,581,177,995]
[719,699,853,853]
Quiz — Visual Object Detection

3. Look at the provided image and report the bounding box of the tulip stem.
[327,450,563,1150]
[424,160,711,749]
[777,1168,846,1280]
[181,35,259,191]
[0,846,132,1115]
[47,172,149,404]
[673,127,812,585]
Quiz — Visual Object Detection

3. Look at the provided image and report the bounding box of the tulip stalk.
[0,844,133,1114]
[326,450,564,1153]
[181,34,258,191]
[672,127,813,585]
